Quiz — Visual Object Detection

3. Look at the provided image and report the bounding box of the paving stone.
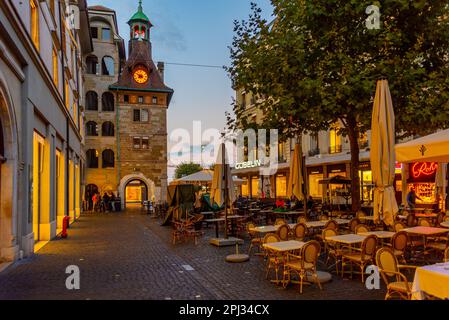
[0,208,386,300]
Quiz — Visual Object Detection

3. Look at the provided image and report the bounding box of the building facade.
[83,5,125,206]
[84,2,173,208]
[0,0,92,263]
[233,90,376,206]
[232,90,446,210]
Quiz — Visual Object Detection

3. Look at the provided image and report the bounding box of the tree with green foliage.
[174,162,203,180]
[228,0,449,211]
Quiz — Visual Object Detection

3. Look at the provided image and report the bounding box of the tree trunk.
[346,117,361,213]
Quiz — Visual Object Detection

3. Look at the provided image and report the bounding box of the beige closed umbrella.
[288,143,305,202]
[210,143,235,239]
[371,79,398,227]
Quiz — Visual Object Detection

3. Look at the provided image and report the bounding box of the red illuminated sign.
[412,162,438,179]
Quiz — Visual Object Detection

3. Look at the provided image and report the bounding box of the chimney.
[157,61,165,82]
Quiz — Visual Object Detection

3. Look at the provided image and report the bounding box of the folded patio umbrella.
[210,143,235,238]
[288,143,305,202]
[371,79,398,227]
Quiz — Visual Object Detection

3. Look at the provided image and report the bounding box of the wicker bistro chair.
[445,247,449,262]
[322,228,349,276]
[394,221,407,233]
[426,237,449,261]
[390,231,409,264]
[341,235,378,283]
[282,240,323,294]
[292,223,308,241]
[275,218,287,226]
[355,224,370,234]
[297,216,307,224]
[324,219,339,231]
[347,218,361,234]
[319,215,329,221]
[436,212,446,227]
[376,247,417,300]
[418,219,432,227]
[263,234,284,282]
[277,224,290,241]
[246,222,262,256]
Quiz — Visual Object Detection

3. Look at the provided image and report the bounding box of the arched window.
[102,122,114,137]
[86,149,99,168]
[102,56,115,76]
[86,56,99,75]
[102,92,115,112]
[86,91,98,111]
[86,121,98,136]
[102,149,115,168]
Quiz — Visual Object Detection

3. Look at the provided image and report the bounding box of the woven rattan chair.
[292,223,308,241]
[355,224,370,234]
[356,210,366,220]
[297,216,307,224]
[426,237,449,260]
[436,212,445,227]
[263,233,283,282]
[324,219,339,231]
[275,218,287,226]
[319,215,329,221]
[445,247,449,262]
[283,240,323,294]
[376,247,416,300]
[348,218,361,233]
[390,231,409,264]
[418,219,431,227]
[342,235,378,282]
[246,222,262,256]
[277,224,290,241]
[322,228,348,275]
[394,221,406,233]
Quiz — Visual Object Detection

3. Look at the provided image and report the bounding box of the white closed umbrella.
[371,79,398,227]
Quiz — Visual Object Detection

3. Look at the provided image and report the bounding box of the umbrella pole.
[223,143,229,240]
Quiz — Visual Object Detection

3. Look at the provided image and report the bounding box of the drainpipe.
[59,3,69,217]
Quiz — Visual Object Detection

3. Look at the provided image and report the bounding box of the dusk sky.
[98,0,274,178]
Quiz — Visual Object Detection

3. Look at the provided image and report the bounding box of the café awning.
[395,129,449,163]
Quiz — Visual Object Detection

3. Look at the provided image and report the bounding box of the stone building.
[0,0,92,264]
[83,5,125,204]
[84,2,173,208]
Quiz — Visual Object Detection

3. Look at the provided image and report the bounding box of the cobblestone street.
[0,208,385,300]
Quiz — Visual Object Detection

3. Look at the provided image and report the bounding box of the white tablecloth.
[412,262,449,300]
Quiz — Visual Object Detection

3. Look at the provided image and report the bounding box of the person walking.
[406,187,422,210]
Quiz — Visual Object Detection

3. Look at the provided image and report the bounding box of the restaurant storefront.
[406,162,439,209]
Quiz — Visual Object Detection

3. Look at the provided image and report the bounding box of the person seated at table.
[407,187,422,210]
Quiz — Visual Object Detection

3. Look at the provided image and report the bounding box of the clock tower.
[110,1,174,206]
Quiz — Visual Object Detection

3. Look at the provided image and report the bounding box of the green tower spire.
[128,0,150,24]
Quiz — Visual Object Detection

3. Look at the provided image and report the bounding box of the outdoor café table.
[276,211,304,223]
[403,226,449,237]
[249,225,278,234]
[358,231,396,245]
[205,218,225,238]
[416,213,438,219]
[358,231,395,239]
[403,227,449,261]
[441,221,449,229]
[262,240,332,285]
[325,234,367,248]
[412,262,449,300]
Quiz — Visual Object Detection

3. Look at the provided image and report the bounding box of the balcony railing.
[329,145,343,154]
[308,148,320,157]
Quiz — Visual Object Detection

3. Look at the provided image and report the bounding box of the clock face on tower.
[133,68,149,84]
